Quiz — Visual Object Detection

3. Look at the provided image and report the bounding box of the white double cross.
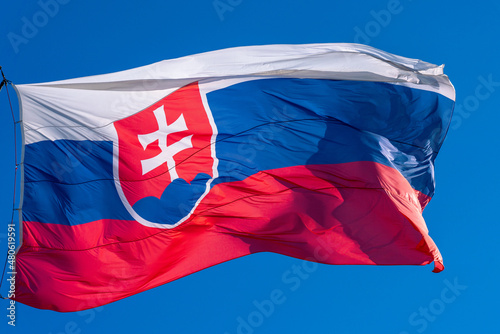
[138,105,193,179]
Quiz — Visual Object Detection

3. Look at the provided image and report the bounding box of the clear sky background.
[1,1,498,333]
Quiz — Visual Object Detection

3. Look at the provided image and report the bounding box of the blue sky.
[1,0,498,333]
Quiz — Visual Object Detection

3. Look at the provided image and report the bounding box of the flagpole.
[0,67,20,301]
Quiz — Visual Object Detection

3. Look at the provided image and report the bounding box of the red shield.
[114,82,216,227]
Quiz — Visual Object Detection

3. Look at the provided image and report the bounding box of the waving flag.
[13,44,455,311]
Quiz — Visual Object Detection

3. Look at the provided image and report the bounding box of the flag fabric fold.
[13,43,454,311]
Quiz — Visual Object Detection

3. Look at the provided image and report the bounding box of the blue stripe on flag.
[208,78,454,196]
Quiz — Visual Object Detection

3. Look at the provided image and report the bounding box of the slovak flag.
[13,44,455,312]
